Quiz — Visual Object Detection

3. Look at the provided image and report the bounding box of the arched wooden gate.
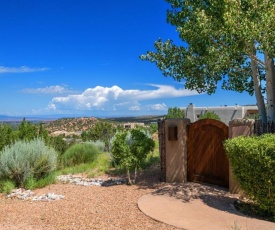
[187,119,229,187]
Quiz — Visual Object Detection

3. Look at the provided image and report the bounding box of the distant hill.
[43,115,164,134]
[44,117,98,133]
[104,115,165,124]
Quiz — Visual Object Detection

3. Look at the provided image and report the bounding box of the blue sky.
[0,0,256,118]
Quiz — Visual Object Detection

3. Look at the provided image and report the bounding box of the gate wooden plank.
[187,119,229,187]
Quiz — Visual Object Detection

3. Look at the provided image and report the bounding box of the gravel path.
[0,166,179,230]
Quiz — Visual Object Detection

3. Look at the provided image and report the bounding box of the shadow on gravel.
[151,182,245,216]
[135,164,244,216]
[135,164,165,190]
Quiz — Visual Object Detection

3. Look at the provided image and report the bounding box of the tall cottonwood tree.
[141,0,275,122]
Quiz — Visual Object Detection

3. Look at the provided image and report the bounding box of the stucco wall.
[185,104,258,125]
[164,118,190,183]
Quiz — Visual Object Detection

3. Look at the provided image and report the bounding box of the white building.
[184,103,258,124]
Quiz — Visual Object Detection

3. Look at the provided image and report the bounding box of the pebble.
[7,188,64,201]
[6,175,127,201]
[56,174,127,187]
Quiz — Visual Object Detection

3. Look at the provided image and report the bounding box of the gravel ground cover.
[0,166,179,230]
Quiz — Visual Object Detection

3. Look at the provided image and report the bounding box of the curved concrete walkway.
[138,194,275,230]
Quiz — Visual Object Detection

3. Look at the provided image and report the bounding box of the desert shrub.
[86,140,105,152]
[198,111,221,121]
[0,138,57,187]
[62,143,99,167]
[224,134,275,215]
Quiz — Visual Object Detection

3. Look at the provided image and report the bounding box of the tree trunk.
[264,51,275,122]
[133,166,137,184]
[127,169,132,185]
[250,47,267,123]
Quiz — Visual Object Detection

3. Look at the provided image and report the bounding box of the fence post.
[162,118,190,183]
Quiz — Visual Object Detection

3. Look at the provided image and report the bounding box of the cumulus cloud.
[0,66,49,73]
[21,85,74,94]
[129,105,140,111]
[147,103,167,111]
[48,84,199,112]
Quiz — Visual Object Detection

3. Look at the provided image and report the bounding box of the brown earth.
[0,166,179,230]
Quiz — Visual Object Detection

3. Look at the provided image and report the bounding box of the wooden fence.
[254,120,275,135]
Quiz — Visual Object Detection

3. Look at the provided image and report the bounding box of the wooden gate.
[187,119,229,187]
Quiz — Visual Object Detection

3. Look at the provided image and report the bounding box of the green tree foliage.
[141,0,275,122]
[166,107,185,118]
[18,118,38,140]
[87,121,117,152]
[148,123,158,135]
[81,131,89,142]
[198,111,221,121]
[0,124,15,151]
[224,134,275,215]
[49,135,68,155]
[111,129,155,184]
[38,122,50,144]
[0,138,57,187]
[62,143,99,167]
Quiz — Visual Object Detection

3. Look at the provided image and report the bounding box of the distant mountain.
[0,115,56,123]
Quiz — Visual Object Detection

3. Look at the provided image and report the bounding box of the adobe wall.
[228,119,255,194]
[164,118,190,183]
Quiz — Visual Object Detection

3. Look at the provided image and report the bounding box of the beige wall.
[164,118,190,183]
[228,119,255,194]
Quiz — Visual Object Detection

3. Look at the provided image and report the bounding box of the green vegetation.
[198,111,221,121]
[0,124,15,151]
[165,107,185,119]
[84,121,118,152]
[224,134,275,217]
[141,141,160,169]
[0,180,16,194]
[0,138,57,187]
[23,172,57,190]
[61,143,100,167]
[111,129,155,184]
[141,0,275,123]
[0,117,161,193]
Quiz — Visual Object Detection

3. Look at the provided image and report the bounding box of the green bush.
[198,111,221,121]
[23,172,56,190]
[86,140,105,152]
[0,180,16,194]
[0,138,57,187]
[62,143,99,167]
[224,134,275,215]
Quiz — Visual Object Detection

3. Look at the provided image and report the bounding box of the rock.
[56,175,126,187]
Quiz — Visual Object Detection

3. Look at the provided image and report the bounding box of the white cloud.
[0,66,49,73]
[22,85,74,94]
[147,103,167,111]
[129,105,140,111]
[48,84,200,112]
[47,103,56,110]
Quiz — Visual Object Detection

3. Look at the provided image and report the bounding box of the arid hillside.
[44,117,98,133]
